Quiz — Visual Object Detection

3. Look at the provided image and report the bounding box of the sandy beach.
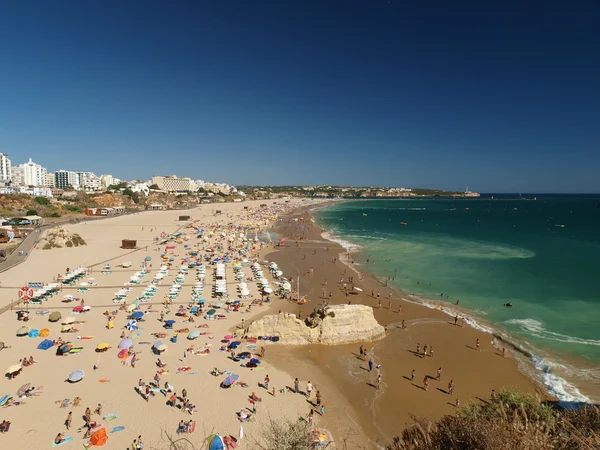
[0,198,545,450]
[0,199,332,449]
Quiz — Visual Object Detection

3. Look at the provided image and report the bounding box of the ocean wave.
[531,355,591,403]
[391,237,535,260]
[506,319,600,346]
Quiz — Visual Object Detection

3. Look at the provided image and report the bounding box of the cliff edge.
[247,304,386,345]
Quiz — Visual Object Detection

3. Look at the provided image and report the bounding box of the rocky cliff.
[247,304,386,345]
[39,227,87,250]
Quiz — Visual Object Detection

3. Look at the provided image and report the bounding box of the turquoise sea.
[316,196,600,403]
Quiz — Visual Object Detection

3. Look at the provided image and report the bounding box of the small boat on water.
[400,222,407,225]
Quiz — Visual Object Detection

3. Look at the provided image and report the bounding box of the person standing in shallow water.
[368,358,374,372]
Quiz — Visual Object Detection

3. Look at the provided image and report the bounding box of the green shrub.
[26,209,38,216]
[64,205,82,213]
[50,212,61,218]
[34,197,50,205]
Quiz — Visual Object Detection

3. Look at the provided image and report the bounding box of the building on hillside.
[151,175,196,192]
[46,173,56,188]
[100,174,120,189]
[129,182,149,195]
[55,170,80,189]
[0,153,11,183]
[13,158,48,186]
[84,207,126,216]
[80,174,102,192]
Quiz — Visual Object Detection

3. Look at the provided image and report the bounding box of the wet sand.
[264,204,543,448]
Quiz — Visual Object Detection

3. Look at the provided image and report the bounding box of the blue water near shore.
[316,195,600,402]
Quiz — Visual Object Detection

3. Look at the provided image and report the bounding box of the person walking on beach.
[401,320,406,330]
[448,380,454,395]
[454,315,458,326]
[368,358,374,372]
[429,346,434,358]
[416,343,420,354]
[65,411,72,430]
[264,375,270,389]
[306,381,313,399]
[410,369,415,382]
[376,373,382,389]
[437,367,442,381]
[476,338,481,351]
[294,378,299,393]
[423,344,428,357]
[423,376,429,391]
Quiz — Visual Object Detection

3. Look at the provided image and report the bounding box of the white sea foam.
[531,355,591,403]
[321,231,363,252]
[506,319,600,346]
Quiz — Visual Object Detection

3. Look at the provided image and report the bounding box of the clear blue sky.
[0,1,598,192]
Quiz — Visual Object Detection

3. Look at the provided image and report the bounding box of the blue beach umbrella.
[131,311,144,320]
[37,339,54,350]
[249,358,261,365]
[28,329,40,338]
[165,320,176,326]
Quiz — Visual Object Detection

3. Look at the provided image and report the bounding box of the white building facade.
[14,158,48,186]
[151,175,196,192]
[0,153,11,183]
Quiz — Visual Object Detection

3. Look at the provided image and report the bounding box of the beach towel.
[110,426,125,433]
[52,436,73,447]
[103,414,119,421]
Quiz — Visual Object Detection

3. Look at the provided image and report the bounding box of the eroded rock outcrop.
[247,304,386,345]
[39,227,86,250]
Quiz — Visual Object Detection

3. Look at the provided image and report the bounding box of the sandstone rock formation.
[39,227,86,250]
[247,304,386,345]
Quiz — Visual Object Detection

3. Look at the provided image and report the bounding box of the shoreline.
[311,201,597,406]
[264,203,542,447]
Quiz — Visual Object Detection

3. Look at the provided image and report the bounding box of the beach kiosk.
[121,239,137,249]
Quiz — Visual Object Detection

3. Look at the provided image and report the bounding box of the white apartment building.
[100,174,119,189]
[0,153,11,183]
[151,175,196,192]
[81,175,102,192]
[14,158,48,186]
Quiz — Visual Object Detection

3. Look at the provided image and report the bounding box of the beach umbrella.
[73,305,84,312]
[207,309,216,316]
[90,427,108,446]
[16,383,32,397]
[164,320,176,326]
[222,373,239,387]
[96,343,110,352]
[0,395,12,406]
[145,256,152,261]
[61,325,73,333]
[156,344,167,352]
[126,304,137,313]
[5,365,21,375]
[131,311,144,320]
[39,328,50,337]
[249,358,261,365]
[229,341,241,349]
[207,434,225,450]
[118,338,133,349]
[28,329,40,338]
[223,335,234,341]
[67,370,85,382]
[187,330,201,340]
[152,340,164,348]
[16,327,29,337]
[117,349,128,359]
[37,339,54,350]
[49,311,62,322]
[62,317,76,325]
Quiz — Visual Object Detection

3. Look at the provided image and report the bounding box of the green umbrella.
[207,309,216,316]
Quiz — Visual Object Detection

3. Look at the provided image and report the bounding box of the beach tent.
[90,428,108,446]
[207,434,225,450]
[49,312,62,322]
[118,339,133,349]
[16,326,29,337]
[37,339,54,350]
[67,370,85,382]
[39,328,50,337]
